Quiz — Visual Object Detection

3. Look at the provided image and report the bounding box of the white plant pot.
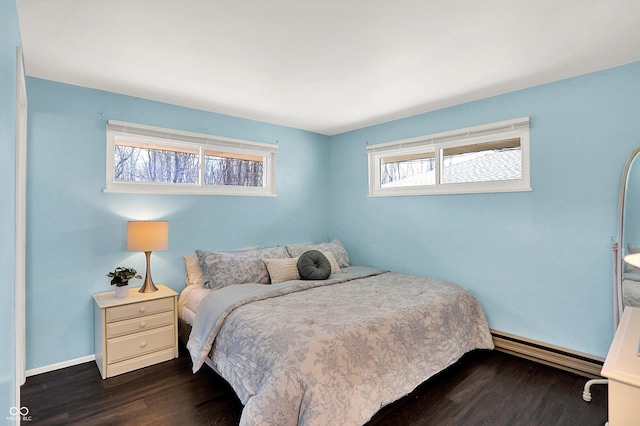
[115,285,129,298]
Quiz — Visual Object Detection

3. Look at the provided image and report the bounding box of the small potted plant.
[107,267,141,298]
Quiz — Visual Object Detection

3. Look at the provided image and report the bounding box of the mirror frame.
[615,146,640,329]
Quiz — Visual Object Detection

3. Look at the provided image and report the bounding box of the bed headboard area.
[183,239,350,290]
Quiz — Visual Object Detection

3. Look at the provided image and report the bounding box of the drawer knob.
[139,321,146,328]
[140,341,147,348]
[139,307,146,313]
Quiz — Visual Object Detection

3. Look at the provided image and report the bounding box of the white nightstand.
[93,284,178,379]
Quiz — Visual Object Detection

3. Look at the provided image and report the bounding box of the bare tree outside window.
[114,144,199,184]
[204,151,264,187]
[381,153,435,188]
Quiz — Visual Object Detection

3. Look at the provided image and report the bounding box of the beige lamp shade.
[127,221,168,252]
[624,253,640,268]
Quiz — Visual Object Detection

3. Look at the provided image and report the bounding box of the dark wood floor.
[21,345,607,425]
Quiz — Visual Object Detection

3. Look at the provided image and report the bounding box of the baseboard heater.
[490,329,604,378]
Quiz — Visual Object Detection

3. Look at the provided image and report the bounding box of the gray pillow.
[297,250,331,280]
[196,246,289,289]
[286,239,351,268]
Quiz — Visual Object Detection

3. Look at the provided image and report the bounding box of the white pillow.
[184,253,204,286]
[262,257,301,284]
[323,251,342,274]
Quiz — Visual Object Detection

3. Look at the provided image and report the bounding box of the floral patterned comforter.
[187,266,494,426]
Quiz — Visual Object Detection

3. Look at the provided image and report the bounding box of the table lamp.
[127,221,168,293]
[624,252,640,268]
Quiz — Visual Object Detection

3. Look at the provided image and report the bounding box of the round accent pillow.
[297,250,331,280]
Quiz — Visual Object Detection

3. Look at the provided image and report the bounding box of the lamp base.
[138,251,159,293]
[138,277,158,293]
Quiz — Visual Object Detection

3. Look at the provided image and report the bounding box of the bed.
[623,274,640,307]
[179,240,494,426]
[623,251,640,307]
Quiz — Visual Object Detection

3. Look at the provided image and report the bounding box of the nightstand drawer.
[106,348,176,378]
[106,311,174,339]
[106,298,173,323]
[107,325,174,364]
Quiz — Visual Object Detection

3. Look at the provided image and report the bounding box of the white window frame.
[367,117,531,197]
[105,120,278,196]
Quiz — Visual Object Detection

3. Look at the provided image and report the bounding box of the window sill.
[103,185,276,197]
[369,185,532,197]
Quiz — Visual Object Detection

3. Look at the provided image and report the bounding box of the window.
[105,121,278,196]
[367,117,531,196]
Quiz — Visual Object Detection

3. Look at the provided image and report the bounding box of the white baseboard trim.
[26,354,96,377]
[490,329,605,378]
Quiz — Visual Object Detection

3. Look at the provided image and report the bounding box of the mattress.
[177,284,211,326]
[623,278,640,308]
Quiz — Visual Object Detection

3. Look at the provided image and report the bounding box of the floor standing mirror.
[583,146,640,404]
[617,147,640,313]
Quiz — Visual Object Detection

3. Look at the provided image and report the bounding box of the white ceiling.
[16,0,640,135]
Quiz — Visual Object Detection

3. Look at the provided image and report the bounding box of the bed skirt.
[178,319,192,346]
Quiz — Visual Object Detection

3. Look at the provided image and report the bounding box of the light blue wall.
[328,62,640,358]
[24,59,640,369]
[25,78,330,369]
[0,0,21,420]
